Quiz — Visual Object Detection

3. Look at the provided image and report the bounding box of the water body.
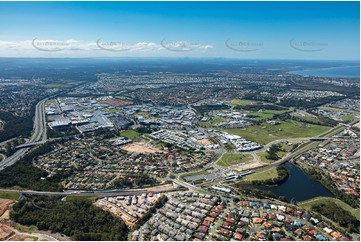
[289,65,359,78]
[254,162,334,202]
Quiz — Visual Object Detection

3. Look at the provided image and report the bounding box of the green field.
[242,167,278,182]
[0,192,20,200]
[216,153,253,167]
[248,109,289,121]
[299,197,360,220]
[223,120,331,145]
[319,106,345,112]
[119,130,141,140]
[213,116,227,124]
[230,99,258,106]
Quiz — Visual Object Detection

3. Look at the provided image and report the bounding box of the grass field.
[299,197,360,220]
[230,99,259,106]
[0,192,20,200]
[319,106,345,112]
[213,116,227,124]
[248,109,289,121]
[242,167,278,182]
[119,130,141,140]
[223,120,331,145]
[216,153,253,167]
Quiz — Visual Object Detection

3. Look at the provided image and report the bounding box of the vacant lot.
[242,167,278,182]
[223,120,331,145]
[122,142,164,154]
[217,153,253,167]
[230,99,258,106]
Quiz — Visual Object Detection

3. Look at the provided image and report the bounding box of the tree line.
[11,196,129,241]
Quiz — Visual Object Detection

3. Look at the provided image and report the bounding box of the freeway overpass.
[0,98,48,171]
[15,141,46,149]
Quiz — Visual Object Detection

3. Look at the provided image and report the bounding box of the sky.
[0,1,359,60]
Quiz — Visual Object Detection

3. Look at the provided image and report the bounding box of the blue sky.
[0,1,359,60]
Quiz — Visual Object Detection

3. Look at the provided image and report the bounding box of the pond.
[254,162,334,202]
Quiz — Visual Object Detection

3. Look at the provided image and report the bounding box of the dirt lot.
[196,139,213,146]
[121,142,164,154]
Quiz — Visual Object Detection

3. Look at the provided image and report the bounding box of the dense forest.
[0,142,62,191]
[11,196,129,241]
[0,110,34,143]
[311,201,359,233]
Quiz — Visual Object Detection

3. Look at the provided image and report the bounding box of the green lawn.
[242,167,278,182]
[230,99,259,106]
[319,106,345,111]
[213,116,227,124]
[119,130,141,140]
[223,120,331,145]
[248,109,290,121]
[0,192,20,200]
[299,197,360,220]
[216,153,253,167]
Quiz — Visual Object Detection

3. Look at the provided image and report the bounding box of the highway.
[0,98,48,171]
[0,184,178,198]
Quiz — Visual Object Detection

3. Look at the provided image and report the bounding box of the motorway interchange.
[0,99,47,171]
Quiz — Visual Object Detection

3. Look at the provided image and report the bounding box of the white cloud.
[0,39,213,55]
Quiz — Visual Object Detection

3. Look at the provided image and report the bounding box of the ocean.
[289,65,360,78]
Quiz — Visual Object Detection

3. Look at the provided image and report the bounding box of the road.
[0,184,178,198]
[0,98,48,171]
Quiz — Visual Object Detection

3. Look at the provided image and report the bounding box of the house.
[205,216,215,223]
[198,226,208,233]
[331,231,342,239]
[276,214,285,222]
[315,235,327,241]
[262,222,271,229]
[302,235,313,241]
[256,233,266,240]
[220,228,231,235]
[203,220,211,227]
[222,221,232,229]
[252,217,263,224]
[234,232,243,240]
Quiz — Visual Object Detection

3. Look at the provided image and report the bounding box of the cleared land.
[299,197,360,221]
[216,153,253,167]
[223,120,331,145]
[119,130,141,140]
[242,167,278,182]
[121,142,164,154]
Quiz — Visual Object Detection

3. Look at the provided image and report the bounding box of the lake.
[254,162,334,202]
[289,65,359,78]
